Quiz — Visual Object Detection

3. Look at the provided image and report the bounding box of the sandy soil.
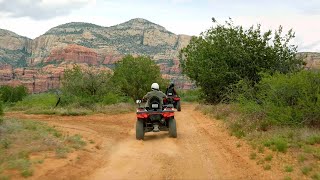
[6,104,297,180]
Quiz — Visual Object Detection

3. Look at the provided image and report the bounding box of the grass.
[263,137,288,153]
[196,103,320,178]
[283,176,292,180]
[264,154,273,161]
[7,93,135,116]
[284,165,294,172]
[298,154,306,163]
[0,118,86,178]
[263,164,271,170]
[250,152,257,160]
[312,173,320,180]
[301,166,313,175]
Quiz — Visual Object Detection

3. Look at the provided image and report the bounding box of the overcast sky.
[0,0,319,52]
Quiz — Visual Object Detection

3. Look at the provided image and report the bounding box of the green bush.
[61,65,114,104]
[238,71,320,127]
[179,19,303,103]
[0,85,28,103]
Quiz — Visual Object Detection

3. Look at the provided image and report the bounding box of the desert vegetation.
[180,19,320,178]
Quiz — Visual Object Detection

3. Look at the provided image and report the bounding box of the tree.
[113,55,167,100]
[179,19,304,103]
[61,65,113,101]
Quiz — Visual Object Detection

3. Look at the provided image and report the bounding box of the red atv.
[135,96,177,140]
[164,93,181,111]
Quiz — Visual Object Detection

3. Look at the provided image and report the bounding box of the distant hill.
[0,18,193,92]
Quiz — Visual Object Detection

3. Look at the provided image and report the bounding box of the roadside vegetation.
[180,18,320,178]
[0,112,86,179]
[2,55,167,115]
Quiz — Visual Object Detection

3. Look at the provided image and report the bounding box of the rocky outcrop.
[0,64,111,93]
[297,52,320,70]
[45,44,98,65]
[0,29,32,67]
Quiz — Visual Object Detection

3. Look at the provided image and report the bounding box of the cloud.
[0,0,95,20]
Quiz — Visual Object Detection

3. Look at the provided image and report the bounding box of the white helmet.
[151,83,159,90]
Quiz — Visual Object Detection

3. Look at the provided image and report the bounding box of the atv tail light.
[137,113,148,119]
[173,97,180,101]
[163,112,174,118]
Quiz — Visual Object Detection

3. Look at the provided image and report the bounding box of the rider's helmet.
[170,83,175,88]
[151,83,159,90]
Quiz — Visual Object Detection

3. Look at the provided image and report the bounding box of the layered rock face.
[0,29,32,67]
[0,63,111,93]
[45,44,99,65]
[297,52,320,70]
[0,18,192,93]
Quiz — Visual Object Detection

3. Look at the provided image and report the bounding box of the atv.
[135,96,177,140]
[164,92,181,111]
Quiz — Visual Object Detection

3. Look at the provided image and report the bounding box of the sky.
[0,0,319,52]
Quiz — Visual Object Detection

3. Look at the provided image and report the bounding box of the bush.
[61,65,114,104]
[179,19,303,103]
[239,71,320,127]
[0,85,28,103]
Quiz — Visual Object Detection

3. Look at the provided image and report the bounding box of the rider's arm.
[142,92,150,101]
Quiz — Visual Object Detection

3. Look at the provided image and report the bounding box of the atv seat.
[148,96,162,111]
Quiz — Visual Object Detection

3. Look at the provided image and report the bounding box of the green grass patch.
[264,154,273,161]
[306,135,320,145]
[284,165,294,172]
[0,118,86,178]
[301,166,313,175]
[312,173,320,180]
[11,93,57,111]
[263,137,288,153]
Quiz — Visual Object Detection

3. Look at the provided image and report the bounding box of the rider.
[143,83,167,108]
[166,83,178,96]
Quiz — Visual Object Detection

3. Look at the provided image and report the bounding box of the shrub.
[0,85,28,103]
[179,19,303,103]
[237,71,320,127]
[61,65,114,104]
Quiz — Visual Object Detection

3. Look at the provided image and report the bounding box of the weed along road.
[6,104,286,180]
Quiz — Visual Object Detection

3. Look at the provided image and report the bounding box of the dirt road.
[7,104,287,180]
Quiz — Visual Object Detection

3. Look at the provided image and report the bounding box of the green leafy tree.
[113,55,167,100]
[61,65,113,102]
[179,19,304,103]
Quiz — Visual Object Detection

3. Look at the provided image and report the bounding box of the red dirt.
[5,104,303,180]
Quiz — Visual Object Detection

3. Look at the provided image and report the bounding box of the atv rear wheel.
[169,118,177,138]
[177,101,181,111]
[136,120,144,140]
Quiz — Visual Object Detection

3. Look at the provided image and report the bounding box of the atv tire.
[136,120,144,140]
[177,101,181,111]
[169,118,177,138]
